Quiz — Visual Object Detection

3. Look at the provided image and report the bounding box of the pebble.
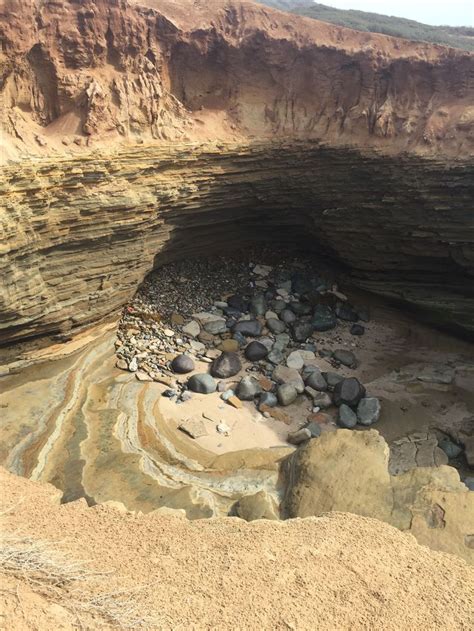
[128,357,138,372]
[232,320,263,337]
[312,305,337,331]
[306,421,322,438]
[179,418,208,439]
[272,365,305,393]
[253,264,272,276]
[280,309,297,324]
[267,318,286,334]
[350,324,365,336]
[163,328,175,337]
[218,339,239,353]
[203,319,227,335]
[287,428,312,445]
[227,396,243,409]
[290,320,314,343]
[304,368,327,391]
[217,422,231,435]
[220,389,235,401]
[438,437,463,459]
[258,392,278,409]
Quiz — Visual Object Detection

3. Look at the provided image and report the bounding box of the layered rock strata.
[1,141,473,344]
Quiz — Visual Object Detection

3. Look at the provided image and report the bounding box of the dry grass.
[0,530,157,629]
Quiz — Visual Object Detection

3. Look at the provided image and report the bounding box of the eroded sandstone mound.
[1,466,474,630]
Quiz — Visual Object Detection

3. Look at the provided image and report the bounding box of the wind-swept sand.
[1,468,473,630]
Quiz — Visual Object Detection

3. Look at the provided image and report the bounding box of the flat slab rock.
[179,418,208,439]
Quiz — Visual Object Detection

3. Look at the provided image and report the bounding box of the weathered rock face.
[1,0,473,342]
[1,142,473,343]
[282,430,474,563]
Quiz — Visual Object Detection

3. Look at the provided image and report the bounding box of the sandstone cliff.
[1,0,473,342]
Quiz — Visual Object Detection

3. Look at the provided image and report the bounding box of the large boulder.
[333,377,366,407]
[210,352,242,378]
[171,354,195,374]
[187,373,217,394]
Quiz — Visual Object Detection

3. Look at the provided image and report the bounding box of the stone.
[236,376,262,401]
[249,293,266,316]
[135,370,153,382]
[256,336,274,351]
[218,339,239,353]
[357,397,381,426]
[210,352,242,378]
[216,421,230,436]
[438,437,463,459]
[245,341,268,361]
[266,318,286,334]
[307,412,333,425]
[280,308,297,324]
[277,384,298,406]
[272,365,305,393]
[286,351,305,370]
[170,354,195,374]
[350,323,365,336]
[253,264,272,277]
[305,369,327,391]
[128,357,138,372]
[187,373,217,394]
[287,428,312,445]
[268,349,285,364]
[227,295,248,312]
[333,349,357,368]
[227,396,242,409]
[273,333,290,351]
[464,477,474,491]
[116,358,128,370]
[220,389,235,401]
[192,311,220,324]
[306,421,322,438]
[338,404,358,428]
[289,301,312,316]
[232,331,247,347]
[203,319,227,335]
[335,303,359,322]
[417,365,455,385]
[333,378,366,407]
[291,273,313,295]
[312,305,337,331]
[232,320,263,337]
[265,310,278,320]
[308,391,332,409]
[233,490,279,521]
[179,418,208,439]
[164,328,175,337]
[162,388,176,398]
[324,372,344,390]
[190,340,206,353]
[358,308,370,322]
[258,376,274,391]
[290,320,314,343]
[271,299,287,313]
[171,312,185,325]
[258,392,278,409]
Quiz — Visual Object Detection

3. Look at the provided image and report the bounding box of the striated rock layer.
[1,141,473,343]
[1,0,474,341]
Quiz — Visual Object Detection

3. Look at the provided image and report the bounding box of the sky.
[321,0,473,27]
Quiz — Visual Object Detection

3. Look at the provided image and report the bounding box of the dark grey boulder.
[203,319,227,335]
[267,318,286,334]
[227,295,248,312]
[268,349,285,364]
[245,341,268,362]
[236,376,262,401]
[333,349,357,368]
[289,301,312,316]
[287,428,312,445]
[338,404,357,428]
[280,309,297,324]
[350,324,365,336]
[290,320,314,343]
[304,369,327,391]
[171,354,195,374]
[438,437,463,459]
[270,298,287,313]
[335,303,359,322]
[232,320,263,337]
[312,305,337,331]
[187,373,217,394]
[333,377,366,407]
[357,397,381,426]
[323,372,344,391]
[277,383,298,406]
[210,352,242,378]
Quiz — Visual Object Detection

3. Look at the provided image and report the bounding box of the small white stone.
[253,264,272,277]
[164,328,174,337]
[217,422,231,435]
[128,357,138,372]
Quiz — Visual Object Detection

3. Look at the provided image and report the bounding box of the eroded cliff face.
[0,0,473,343]
[1,0,473,157]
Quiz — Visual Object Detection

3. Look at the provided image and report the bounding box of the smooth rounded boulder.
[187,373,217,394]
[312,305,337,331]
[210,352,242,378]
[170,354,195,374]
[245,341,268,362]
[236,376,262,401]
[333,377,366,408]
[232,320,263,337]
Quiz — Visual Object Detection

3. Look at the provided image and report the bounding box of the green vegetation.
[259,1,474,51]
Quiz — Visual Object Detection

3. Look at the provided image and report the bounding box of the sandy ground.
[1,467,473,631]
